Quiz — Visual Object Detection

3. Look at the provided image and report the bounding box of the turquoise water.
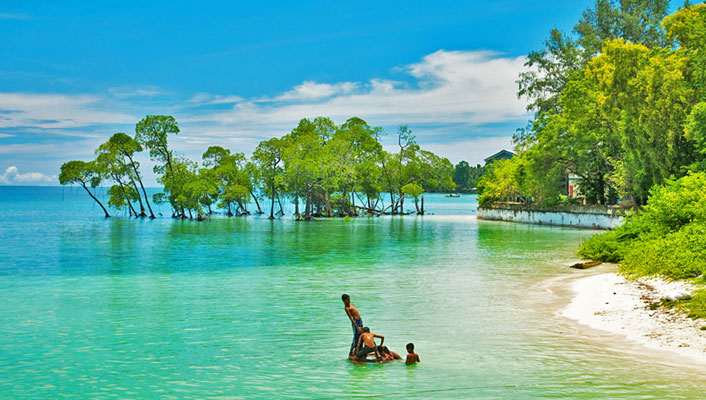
[1,187,705,399]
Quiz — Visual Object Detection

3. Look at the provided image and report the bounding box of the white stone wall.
[477,207,623,230]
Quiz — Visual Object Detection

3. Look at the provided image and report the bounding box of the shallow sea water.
[1,187,704,399]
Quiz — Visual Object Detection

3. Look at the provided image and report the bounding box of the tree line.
[452,161,486,193]
[479,1,706,208]
[59,116,457,219]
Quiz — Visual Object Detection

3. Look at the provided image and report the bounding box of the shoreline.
[557,265,706,365]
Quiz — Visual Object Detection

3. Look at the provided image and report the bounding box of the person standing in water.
[342,294,363,356]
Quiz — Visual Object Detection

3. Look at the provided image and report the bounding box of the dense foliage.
[486,2,706,317]
[578,172,706,278]
[578,172,706,317]
[61,116,456,219]
[451,161,485,193]
[481,2,706,208]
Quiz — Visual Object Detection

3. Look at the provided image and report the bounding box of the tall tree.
[517,0,671,118]
[252,138,284,219]
[135,115,181,216]
[100,132,155,218]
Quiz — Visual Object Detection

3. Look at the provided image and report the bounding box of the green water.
[0,187,704,398]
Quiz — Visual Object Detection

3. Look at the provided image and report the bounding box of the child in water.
[342,294,363,356]
[405,343,420,364]
[377,345,402,362]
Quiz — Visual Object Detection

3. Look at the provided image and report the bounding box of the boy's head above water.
[341,294,350,304]
[406,343,415,353]
[362,327,370,333]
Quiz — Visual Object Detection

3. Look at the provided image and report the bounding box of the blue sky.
[0,0,606,185]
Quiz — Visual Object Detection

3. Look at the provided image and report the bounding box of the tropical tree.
[59,160,110,217]
[99,132,155,218]
[252,137,284,219]
[135,115,181,216]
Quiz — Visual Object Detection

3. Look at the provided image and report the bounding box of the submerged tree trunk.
[127,177,146,217]
[420,195,424,215]
[324,190,332,217]
[124,153,155,218]
[269,185,276,219]
[277,195,284,215]
[304,191,312,220]
[81,183,110,218]
[250,190,263,214]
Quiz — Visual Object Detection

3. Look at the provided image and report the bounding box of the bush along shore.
[60,116,457,220]
[578,172,706,320]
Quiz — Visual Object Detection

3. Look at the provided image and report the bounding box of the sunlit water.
[1,187,705,399]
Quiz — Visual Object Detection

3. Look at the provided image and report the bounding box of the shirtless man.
[355,327,384,361]
[342,294,363,356]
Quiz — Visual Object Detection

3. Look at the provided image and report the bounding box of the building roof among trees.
[484,150,515,165]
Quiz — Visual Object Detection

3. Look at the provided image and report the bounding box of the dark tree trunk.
[81,183,110,218]
[124,153,154,218]
[277,195,284,215]
[304,191,312,219]
[269,184,276,219]
[127,156,155,218]
[250,190,263,214]
[128,177,146,217]
[324,190,332,217]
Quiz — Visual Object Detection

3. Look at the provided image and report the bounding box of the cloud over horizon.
[0,49,529,185]
[185,50,528,134]
[0,166,56,185]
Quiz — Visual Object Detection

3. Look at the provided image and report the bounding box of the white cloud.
[0,93,134,129]
[0,13,29,20]
[0,49,529,186]
[108,86,163,98]
[185,50,529,139]
[0,133,13,138]
[187,93,244,105]
[273,81,359,101]
[0,165,56,185]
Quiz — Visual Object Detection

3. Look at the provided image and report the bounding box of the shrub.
[578,172,706,279]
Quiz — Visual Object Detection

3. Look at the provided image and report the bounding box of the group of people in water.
[342,294,420,364]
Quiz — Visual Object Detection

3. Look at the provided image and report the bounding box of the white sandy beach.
[562,271,706,363]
